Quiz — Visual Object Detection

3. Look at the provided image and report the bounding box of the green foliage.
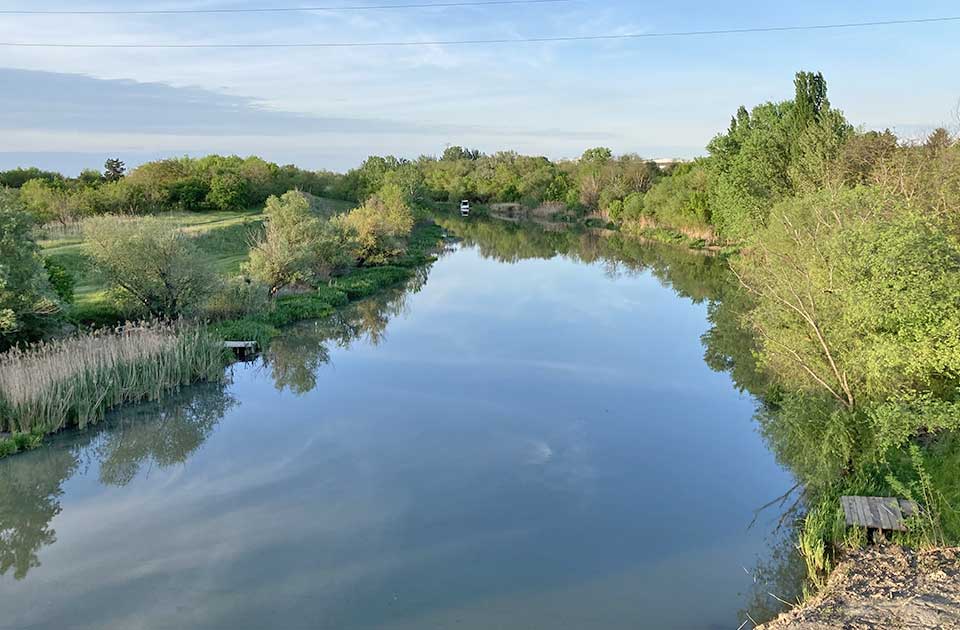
[706,72,851,240]
[335,186,414,265]
[332,266,412,299]
[168,176,210,211]
[204,276,270,321]
[42,258,74,305]
[263,294,337,327]
[209,318,279,348]
[0,429,44,460]
[0,192,62,349]
[83,216,217,318]
[0,167,63,189]
[736,188,960,413]
[639,160,713,228]
[206,172,248,211]
[245,190,355,293]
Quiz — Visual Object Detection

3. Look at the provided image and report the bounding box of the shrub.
[43,258,75,304]
[333,266,412,299]
[206,172,248,211]
[204,276,270,321]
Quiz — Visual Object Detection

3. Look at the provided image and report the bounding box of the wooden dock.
[223,340,258,360]
[841,496,919,532]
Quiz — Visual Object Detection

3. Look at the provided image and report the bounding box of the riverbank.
[759,545,960,629]
[0,218,444,459]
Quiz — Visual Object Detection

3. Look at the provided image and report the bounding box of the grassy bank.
[0,322,225,457]
[213,221,442,347]
[39,199,356,326]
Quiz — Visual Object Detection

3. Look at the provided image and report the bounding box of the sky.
[1,0,959,174]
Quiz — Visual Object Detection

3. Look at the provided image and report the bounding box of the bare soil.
[759,546,960,629]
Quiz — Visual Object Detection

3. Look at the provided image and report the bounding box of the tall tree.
[103,158,126,182]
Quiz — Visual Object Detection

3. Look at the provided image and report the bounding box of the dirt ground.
[759,546,959,629]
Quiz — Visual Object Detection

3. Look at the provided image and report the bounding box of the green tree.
[83,216,216,317]
[206,172,248,211]
[0,192,61,348]
[735,187,960,413]
[334,184,414,265]
[245,190,354,294]
[103,158,126,182]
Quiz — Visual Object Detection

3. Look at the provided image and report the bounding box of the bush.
[333,266,412,299]
[204,276,270,321]
[43,258,75,304]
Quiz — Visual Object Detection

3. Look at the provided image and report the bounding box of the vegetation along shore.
[2,71,959,617]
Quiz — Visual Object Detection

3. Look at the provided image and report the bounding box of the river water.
[0,219,804,629]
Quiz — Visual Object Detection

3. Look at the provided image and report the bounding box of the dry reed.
[0,321,226,435]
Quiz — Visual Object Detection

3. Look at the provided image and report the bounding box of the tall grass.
[0,322,226,437]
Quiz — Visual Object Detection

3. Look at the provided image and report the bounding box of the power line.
[0,15,957,48]
[0,0,571,15]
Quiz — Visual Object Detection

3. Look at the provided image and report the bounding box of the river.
[0,218,804,629]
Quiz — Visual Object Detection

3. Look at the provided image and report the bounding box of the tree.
[706,71,849,240]
[0,192,61,348]
[206,172,248,211]
[334,184,414,265]
[245,190,353,294]
[168,177,210,211]
[83,216,216,317]
[18,179,75,225]
[104,158,126,182]
[734,187,960,413]
[442,146,482,161]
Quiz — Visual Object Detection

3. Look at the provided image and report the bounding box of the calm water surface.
[0,222,802,629]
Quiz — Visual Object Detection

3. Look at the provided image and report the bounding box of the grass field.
[39,199,356,324]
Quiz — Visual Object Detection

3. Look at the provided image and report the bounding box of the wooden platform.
[223,341,259,359]
[841,496,919,532]
[223,341,257,350]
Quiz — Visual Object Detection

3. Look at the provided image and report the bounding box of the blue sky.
[1,0,959,173]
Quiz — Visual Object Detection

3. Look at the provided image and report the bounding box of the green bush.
[210,318,279,347]
[264,295,337,327]
[43,257,75,304]
[205,276,271,321]
[333,266,412,299]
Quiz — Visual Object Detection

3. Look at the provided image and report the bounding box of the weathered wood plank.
[840,496,911,531]
[224,341,257,349]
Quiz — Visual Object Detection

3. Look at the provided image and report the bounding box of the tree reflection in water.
[0,382,234,580]
[263,272,426,395]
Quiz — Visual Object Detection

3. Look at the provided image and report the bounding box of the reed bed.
[0,322,226,436]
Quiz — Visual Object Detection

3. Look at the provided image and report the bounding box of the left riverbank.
[1,184,444,459]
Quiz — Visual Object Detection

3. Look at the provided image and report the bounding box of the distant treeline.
[1,156,340,223]
[0,148,666,226]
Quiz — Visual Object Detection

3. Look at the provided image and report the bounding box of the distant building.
[651,158,688,168]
